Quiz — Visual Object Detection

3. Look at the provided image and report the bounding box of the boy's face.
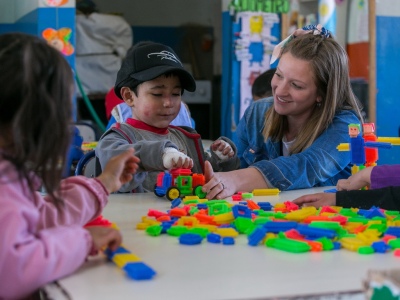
[130,75,182,128]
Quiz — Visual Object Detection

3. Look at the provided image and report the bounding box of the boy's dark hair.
[252,68,276,100]
[0,33,74,208]
[114,41,196,99]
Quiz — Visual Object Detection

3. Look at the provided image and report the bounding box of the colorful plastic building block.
[154,168,206,201]
[105,246,156,280]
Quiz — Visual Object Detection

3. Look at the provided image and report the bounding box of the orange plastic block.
[169,207,187,217]
[192,173,205,187]
[303,215,331,224]
[247,200,260,210]
[194,213,214,224]
[156,215,171,222]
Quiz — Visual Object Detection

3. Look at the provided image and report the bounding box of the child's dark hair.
[252,68,276,100]
[0,33,74,207]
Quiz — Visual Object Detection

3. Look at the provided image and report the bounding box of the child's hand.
[163,147,193,170]
[211,139,234,161]
[336,167,373,191]
[292,193,336,208]
[86,226,122,254]
[97,148,140,193]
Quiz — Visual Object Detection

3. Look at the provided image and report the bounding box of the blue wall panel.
[376,16,400,164]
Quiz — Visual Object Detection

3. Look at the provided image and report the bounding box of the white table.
[59,187,395,300]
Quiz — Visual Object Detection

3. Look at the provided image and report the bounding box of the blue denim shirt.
[235,97,360,191]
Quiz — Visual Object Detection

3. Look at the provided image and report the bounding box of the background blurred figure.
[251,68,276,101]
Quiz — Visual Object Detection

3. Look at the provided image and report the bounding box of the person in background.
[96,41,240,193]
[0,32,140,299]
[104,87,194,130]
[292,164,400,210]
[202,25,364,200]
[251,68,276,101]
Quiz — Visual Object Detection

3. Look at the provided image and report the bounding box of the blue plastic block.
[171,198,182,209]
[297,224,337,239]
[248,227,267,246]
[386,227,400,237]
[232,204,252,219]
[263,221,298,233]
[332,241,341,250]
[179,233,203,245]
[161,222,173,233]
[197,203,208,210]
[258,202,273,211]
[123,262,157,280]
[324,188,337,193]
[364,208,386,219]
[372,241,390,253]
[222,237,235,245]
[207,233,222,243]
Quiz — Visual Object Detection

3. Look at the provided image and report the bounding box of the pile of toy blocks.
[136,193,400,255]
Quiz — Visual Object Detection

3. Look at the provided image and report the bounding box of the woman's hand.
[292,192,336,208]
[202,161,234,199]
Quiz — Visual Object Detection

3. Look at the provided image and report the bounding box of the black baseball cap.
[114,41,196,99]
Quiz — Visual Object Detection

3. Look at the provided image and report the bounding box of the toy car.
[154,168,206,201]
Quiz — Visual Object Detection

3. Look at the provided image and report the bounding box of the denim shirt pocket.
[242,146,268,166]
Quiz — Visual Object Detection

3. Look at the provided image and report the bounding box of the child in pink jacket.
[0,32,140,299]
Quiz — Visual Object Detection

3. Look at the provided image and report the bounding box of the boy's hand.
[336,167,373,191]
[86,226,122,255]
[163,147,193,170]
[292,193,336,208]
[97,148,140,193]
[211,139,234,161]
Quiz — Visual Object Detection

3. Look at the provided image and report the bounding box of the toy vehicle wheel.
[193,185,206,199]
[154,184,165,197]
[166,187,180,201]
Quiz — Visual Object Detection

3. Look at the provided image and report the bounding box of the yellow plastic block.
[141,216,160,225]
[136,223,149,230]
[176,216,200,227]
[377,137,400,145]
[336,143,350,151]
[112,253,141,268]
[341,237,368,251]
[356,230,380,244]
[213,212,235,224]
[215,227,239,237]
[285,206,317,222]
[252,188,280,196]
[183,196,199,201]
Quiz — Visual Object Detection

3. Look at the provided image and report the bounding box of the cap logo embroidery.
[147,51,182,65]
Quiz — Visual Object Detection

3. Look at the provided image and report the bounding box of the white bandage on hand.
[213,140,232,161]
[162,147,190,169]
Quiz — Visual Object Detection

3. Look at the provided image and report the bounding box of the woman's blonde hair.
[262,34,364,154]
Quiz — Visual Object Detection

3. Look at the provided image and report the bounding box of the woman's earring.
[316,102,321,107]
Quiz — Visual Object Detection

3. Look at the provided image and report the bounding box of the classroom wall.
[94,0,223,76]
[375,0,400,164]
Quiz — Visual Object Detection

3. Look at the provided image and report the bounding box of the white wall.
[94,0,223,75]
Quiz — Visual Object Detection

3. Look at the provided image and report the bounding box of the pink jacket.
[0,158,109,299]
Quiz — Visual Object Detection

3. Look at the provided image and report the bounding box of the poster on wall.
[40,0,74,8]
[234,12,280,117]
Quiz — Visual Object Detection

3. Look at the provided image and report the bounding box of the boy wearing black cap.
[95,41,239,193]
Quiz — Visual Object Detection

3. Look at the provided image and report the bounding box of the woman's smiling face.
[271,52,320,122]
